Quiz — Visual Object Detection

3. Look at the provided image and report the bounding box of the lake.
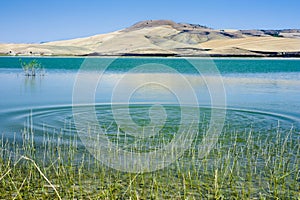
[0,57,300,142]
[1,56,300,197]
[0,57,300,137]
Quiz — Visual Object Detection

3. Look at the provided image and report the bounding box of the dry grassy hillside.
[1,20,300,57]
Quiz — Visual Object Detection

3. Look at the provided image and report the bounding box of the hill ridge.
[1,20,300,57]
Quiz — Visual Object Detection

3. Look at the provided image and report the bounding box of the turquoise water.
[0,57,299,141]
[1,57,300,73]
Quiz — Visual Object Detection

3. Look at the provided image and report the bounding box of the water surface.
[0,57,299,141]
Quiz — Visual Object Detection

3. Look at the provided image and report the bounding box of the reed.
[0,122,299,199]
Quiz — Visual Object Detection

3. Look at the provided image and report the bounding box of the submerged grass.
[0,122,299,199]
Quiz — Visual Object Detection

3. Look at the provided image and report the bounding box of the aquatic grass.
[0,122,299,199]
[19,59,45,77]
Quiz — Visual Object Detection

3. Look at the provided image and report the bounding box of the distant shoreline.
[1,54,300,59]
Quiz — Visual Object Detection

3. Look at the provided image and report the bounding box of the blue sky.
[0,0,299,43]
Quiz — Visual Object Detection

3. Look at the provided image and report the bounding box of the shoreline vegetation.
[0,121,299,199]
[2,54,300,58]
[2,54,300,59]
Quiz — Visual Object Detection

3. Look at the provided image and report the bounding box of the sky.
[0,0,299,43]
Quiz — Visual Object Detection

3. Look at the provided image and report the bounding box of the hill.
[1,20,300,57]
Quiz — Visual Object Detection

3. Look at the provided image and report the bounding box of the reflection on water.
[96,73,212,105]
[0,61,300,141]
[23,75,45,92]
